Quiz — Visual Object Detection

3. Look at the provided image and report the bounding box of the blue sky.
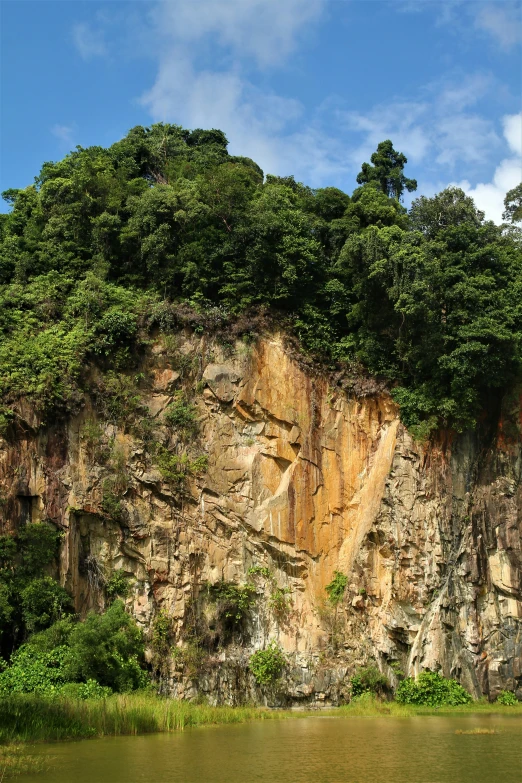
[1,0,521,221]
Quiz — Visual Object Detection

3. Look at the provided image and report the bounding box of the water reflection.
[15,715,522,783]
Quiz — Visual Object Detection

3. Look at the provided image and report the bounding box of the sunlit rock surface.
[0,333,520,704]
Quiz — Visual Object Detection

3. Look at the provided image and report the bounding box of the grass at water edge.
[0,691,521,747]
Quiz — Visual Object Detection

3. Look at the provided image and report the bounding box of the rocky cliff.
[0,331,520,704]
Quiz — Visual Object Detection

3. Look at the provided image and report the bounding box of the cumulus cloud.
[453,112,522,223]
[151,0,324,67]
[140,0,346,181]
[127,0,521,203]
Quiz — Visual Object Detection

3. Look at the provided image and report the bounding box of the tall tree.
[356,140,417,201]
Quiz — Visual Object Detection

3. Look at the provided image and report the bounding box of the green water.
[14,715,522,783]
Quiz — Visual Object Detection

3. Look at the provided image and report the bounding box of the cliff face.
[0,332,521,704]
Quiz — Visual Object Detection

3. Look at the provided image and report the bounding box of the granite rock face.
[0,333,520,704]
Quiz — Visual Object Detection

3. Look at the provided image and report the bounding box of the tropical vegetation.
[0,126,520,438]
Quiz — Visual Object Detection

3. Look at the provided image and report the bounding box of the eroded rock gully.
[0,333,520,705]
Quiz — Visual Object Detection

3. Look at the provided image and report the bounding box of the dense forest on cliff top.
[1,124,521,437]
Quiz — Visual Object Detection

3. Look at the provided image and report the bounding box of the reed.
[0,744,52,778]
[0,692,520,746]
[0,693,288,744]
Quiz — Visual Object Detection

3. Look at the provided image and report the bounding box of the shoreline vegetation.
[1,691,521,745]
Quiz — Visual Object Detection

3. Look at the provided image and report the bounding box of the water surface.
[15,714,522,783]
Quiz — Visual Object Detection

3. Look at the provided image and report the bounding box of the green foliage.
[105,570,130,601]
[247,565,272,580]
[20,576,72,632]
[0,124,520,437]
[93,371,145,426]
[64,600,147,691]
[325,571,348,605]
[503,183,522,224]
[0,601,146,696]
[0,582,13,630]
[0,525,66,652]
[164,394,199,438]
[356,140,417,201]
[58,679,112,700]
[395,671,472,706]
[156,446,208,488]
[101,481,124,521]
[17,522,62,579]
[350,665,389,698]
[0,644,70,695]
[497,689,517,706]
[80,418,105,461]
[172,642,207,679]
[268,587,293,625]
[249,641,286,685]
[207,582,257,625]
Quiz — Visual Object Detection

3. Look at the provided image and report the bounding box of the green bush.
[63,601,147,692]
[164,394,199,439]
[0,644,69,695]
[58,679,112,700]
[395,671,472,706]
[249,641,286,685]
[0,601,147,695]
[350,665,389,698]
[325,571,348,605]
[497,689,517,706]
[207,582,257,625]
[17,523,62,579]
[20,576,72,632]
[105,570,130,601]
[156,447,208,488]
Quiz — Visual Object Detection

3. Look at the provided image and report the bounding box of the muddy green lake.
[14,714,522,783]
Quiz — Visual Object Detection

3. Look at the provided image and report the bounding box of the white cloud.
[474,3,522,51]
[141,0,340,181]
[51,124,75,146]
[137,0,518,205]
[453,112,522,223]
[399,1,522,52]
[151,0,324,67]
[503,112,522,155]
[338,74,501,171]
[72,22,107,60]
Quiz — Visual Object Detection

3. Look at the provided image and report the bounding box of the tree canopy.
[0,123,521,437]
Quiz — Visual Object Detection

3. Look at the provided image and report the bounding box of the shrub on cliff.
[395,671,472,706]
[249,641,286,686]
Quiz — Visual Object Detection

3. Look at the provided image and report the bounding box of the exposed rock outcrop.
[0,332,520,704]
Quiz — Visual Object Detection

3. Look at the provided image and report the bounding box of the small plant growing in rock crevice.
[155,447,208,489]
[268,586,293,627]
[101,480,124,522]
[207,582,257,624]
[325,571,348,604]
[249,641,286,686]
[164,394,199,440]
[151,609,174,679]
